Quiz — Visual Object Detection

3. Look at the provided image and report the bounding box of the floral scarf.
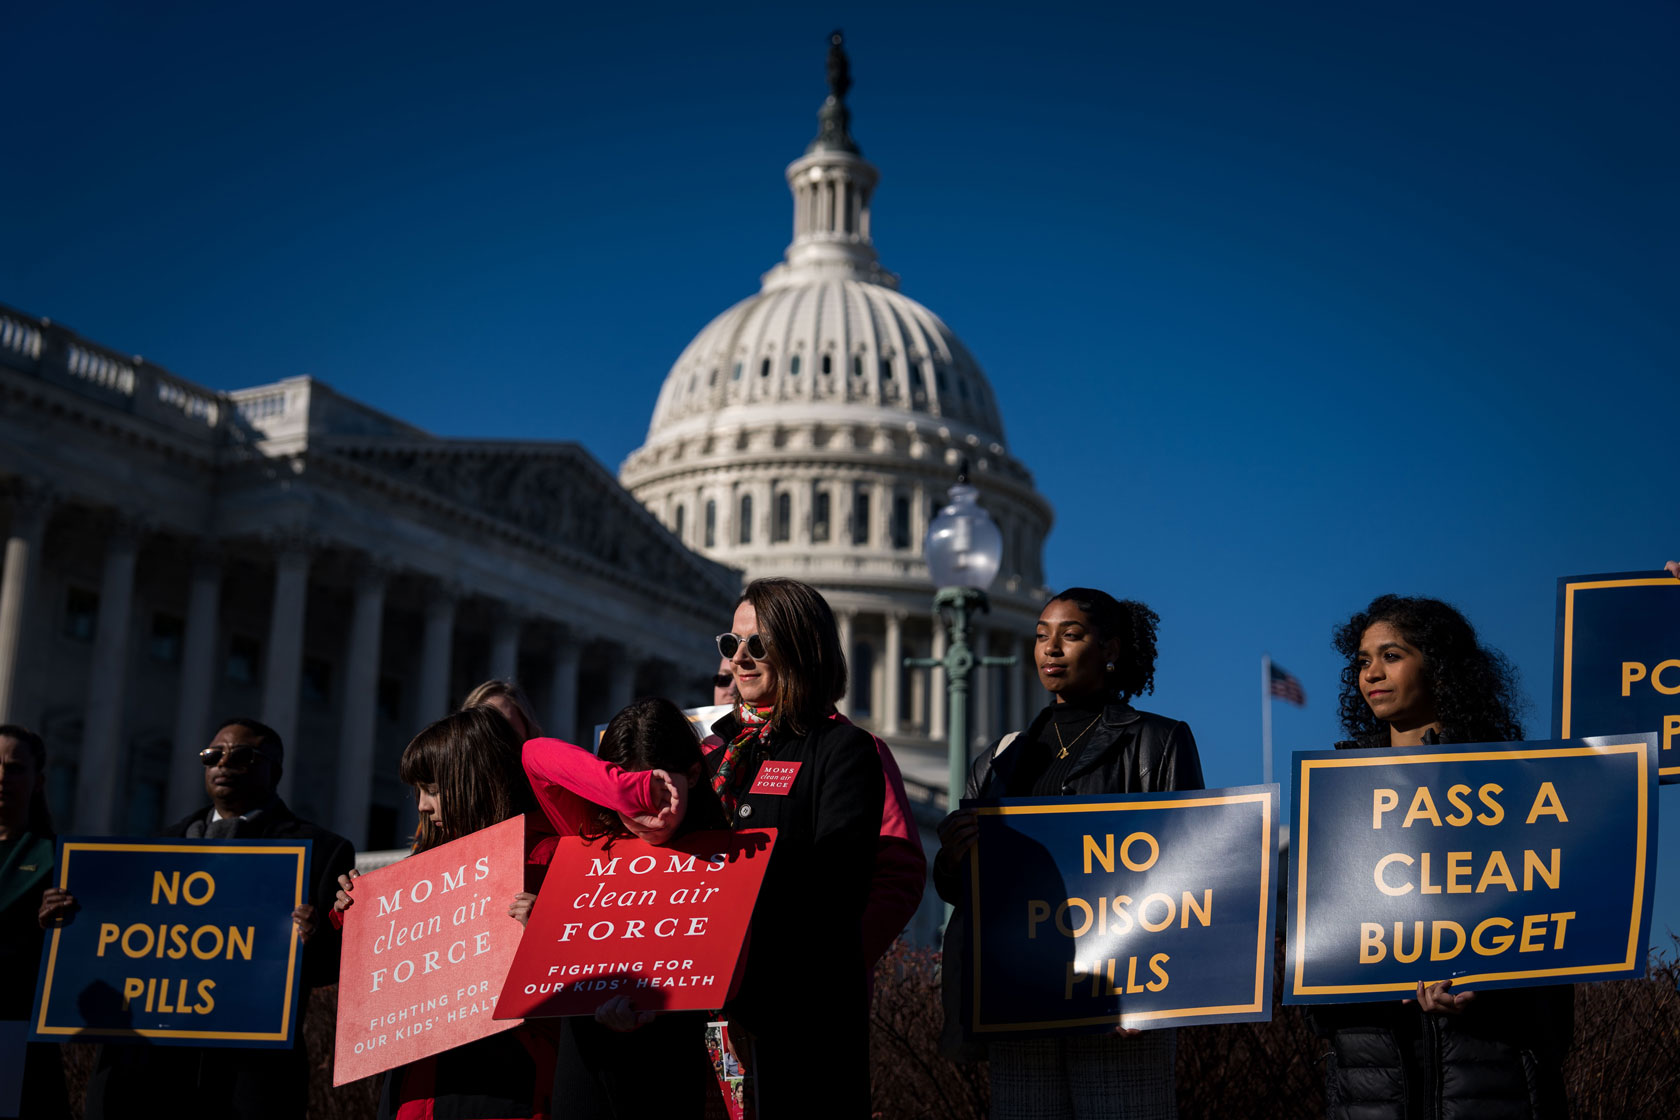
[712,702,775,819]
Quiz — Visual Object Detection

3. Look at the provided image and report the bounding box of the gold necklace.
[1053,715,1102,759]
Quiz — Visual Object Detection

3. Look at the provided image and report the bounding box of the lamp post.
[906,468,1015,811]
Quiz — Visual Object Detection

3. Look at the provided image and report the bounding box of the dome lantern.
[764,31,895,293]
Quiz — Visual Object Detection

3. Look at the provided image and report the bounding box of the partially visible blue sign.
[31,838,311,1047]
[964,785,1277,1036]
[1553,571,1680,782]
[1285,737,1656,1004]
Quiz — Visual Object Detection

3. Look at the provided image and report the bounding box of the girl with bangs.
[333,706,555,1120]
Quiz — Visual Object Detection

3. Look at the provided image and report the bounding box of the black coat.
[934,701,1205,904]
[1313,735,1573,1120]
[159,798,356,992]
[708,712,884,1118]
[934,702,1205,1057]
[84,798,357,1120]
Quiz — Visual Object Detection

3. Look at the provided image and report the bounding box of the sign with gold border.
[1285,737,1655,1004]
[1553,571,1680,782]
[30,838,309,1046]
[963,785,1277,1035]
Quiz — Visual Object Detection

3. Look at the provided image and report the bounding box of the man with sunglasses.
[712,655,740,707]
[60,717,356,1120]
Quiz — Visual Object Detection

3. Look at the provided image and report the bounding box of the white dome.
[644,278,1007,447]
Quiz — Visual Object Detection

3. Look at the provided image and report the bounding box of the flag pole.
[1261,653,1273,786]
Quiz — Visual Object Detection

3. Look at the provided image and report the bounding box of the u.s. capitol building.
[621,38,1055,799]
[0,38,1054,893]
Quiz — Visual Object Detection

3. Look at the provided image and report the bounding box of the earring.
[1105,661,1115,672]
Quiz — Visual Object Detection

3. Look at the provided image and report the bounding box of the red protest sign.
[495,828,774,1019]
[332,817,526,1085]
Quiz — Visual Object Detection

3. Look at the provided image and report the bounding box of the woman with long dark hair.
[708,577,885,1117]
[933,587,1204,1120]
[522,697,728,1119]
[1314,594,1571,1120]
[335,707,555,1120]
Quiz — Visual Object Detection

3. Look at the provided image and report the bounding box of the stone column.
[261,540,312,802]
[489,609,522,682]
[0,485,52,724]
[333,564,388,846]
[547,633,581,745]
[413,587,457,730]
[835,607,855,716]
[873,480,891,546]
[882,610,904,735]
[603,643,635,722]
[77,521,141,832]
[166,548,224,819]
[972,626,993,754]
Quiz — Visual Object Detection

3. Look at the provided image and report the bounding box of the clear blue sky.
[6,3,1679,941]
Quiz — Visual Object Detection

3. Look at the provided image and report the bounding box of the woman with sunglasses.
[1313,595,1571,1120]
[933,588,1203,1120]
[710,577,885,1117]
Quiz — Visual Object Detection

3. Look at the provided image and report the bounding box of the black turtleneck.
[1008,694,1112,797]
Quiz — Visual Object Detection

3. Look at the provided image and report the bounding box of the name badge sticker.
[749,761,802,796]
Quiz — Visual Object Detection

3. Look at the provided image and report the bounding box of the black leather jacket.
[934,702,1204,1054]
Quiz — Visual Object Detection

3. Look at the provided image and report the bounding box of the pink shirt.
[521,737,661,837]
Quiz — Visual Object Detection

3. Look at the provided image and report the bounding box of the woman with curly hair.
[1314,594,1571,1120]
[933,587,1204,1120]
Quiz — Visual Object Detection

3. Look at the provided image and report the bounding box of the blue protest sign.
[31,838,311,1046]
[1285,737,1656,1004]
[963,785,1278,1035]
[1553,571,1680,782]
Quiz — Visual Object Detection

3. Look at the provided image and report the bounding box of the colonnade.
[0,486,685,848]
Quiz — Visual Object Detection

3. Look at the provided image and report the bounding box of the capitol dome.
[622,35,1053,772]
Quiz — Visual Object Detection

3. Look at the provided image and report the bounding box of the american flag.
[1269,662,1306,706]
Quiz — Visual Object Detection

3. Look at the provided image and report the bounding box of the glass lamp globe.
[924,479,1003,591]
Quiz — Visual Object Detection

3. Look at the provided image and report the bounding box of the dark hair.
[581,697,727,842]
[1044,588,1160,702]
[1333,595,1524,745]
[461,679,544,739]
[739,577,847,736]
[0,724,53,836]
[213,717,284,771]
[399,707,537,851]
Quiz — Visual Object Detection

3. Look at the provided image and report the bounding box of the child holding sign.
[1313,595,1572,1120]
[521,696,728,1120]
[334,706,555,1120]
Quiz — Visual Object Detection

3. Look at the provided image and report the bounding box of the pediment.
[319,438,740,602]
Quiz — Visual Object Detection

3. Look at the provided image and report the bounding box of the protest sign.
[963,785,1277,1035]
[496,828,774,1018]
[1285,736,1656,1004]
[1553,571,1680,781]
[31,837,309,1046]
[333,816,526,1085]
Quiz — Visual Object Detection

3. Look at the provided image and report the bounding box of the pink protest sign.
[496,828,774,1019]
[332,816,526,1085]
